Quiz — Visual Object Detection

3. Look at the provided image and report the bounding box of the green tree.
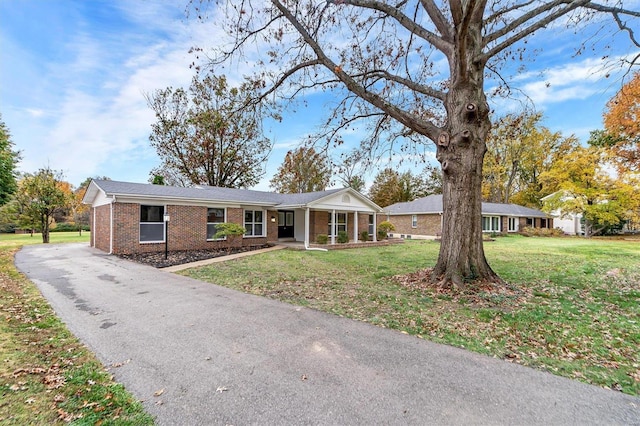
[269,147,332,193]
[18,168,71,243]
[540,147,636,237]
[146,73,273,188]
[0,115,21,205]
[198,0,639,287]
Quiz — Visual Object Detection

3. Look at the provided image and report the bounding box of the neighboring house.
[82,180,383,255]
[541,191,585,235]
[382,194,552,238]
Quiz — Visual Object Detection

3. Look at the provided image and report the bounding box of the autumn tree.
[147,73,273,188]
[0,115,21,205]
[483,112,578,207]
[17,168,71,243]
[270,146,332,193]
[589,72,640,173]
[369,168,429,207]
[540,146,638,237]
[195,0,640,287]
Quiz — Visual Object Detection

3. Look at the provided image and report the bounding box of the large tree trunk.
[432,81,502,288]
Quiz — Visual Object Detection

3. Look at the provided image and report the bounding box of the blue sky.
[1,1,638,190]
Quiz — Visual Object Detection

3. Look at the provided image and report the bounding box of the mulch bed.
[117,245,271,268]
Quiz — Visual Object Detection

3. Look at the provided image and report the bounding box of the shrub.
[377,221,395,239]
[213,223,246,239]
[520,226,563,237]
[337,230,349,243]
[359,230,369,242]
[316,234,328,244]
[51,222,90,232]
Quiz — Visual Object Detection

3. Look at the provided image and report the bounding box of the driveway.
[15,243,639,425]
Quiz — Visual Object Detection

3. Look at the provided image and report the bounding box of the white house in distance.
[541,192,585,236]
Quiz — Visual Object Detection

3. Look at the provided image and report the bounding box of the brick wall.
[382,214,442,237]
[108,203,271,255]
[91,205,111,252]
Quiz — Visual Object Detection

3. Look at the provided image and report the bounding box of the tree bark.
[432,81,502,288]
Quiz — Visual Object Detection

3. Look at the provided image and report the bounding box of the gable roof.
[384,194,549,218]
[83,180,381,211]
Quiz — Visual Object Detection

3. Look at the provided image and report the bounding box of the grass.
[182,235,640,396]
[0,232,154,425]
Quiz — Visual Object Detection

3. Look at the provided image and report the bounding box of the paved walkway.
[15,244,640,425]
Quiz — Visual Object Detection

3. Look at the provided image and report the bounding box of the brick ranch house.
[82,180,383,255]
[383,194,553,239]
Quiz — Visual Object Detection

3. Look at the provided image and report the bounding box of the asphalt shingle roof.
[89,180,349,207]
[384,194,549,218]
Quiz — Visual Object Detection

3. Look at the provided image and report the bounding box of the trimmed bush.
[316,234,328,244]
[359,230,369,242]
[377,221,395,240]
[337,231,349,243]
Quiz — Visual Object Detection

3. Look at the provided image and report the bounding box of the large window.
[412,215,418,228]
[328,212,347,236]
[482,215,500,233]
[140,205,164,242]
[508,217,519,232]
[244,210,264,236]
[368,215,374,236]
[207,208,225,240]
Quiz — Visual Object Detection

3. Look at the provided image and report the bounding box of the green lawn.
[182,235,640,396]
[0,232,154,425]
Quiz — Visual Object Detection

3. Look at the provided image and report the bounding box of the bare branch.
[332,0,453,55]
[419,0,454,41]
[272,0,442,141]
[481,0,589,61]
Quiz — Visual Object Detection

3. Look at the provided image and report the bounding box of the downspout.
[109,196,115,254]
[304,207,327,252]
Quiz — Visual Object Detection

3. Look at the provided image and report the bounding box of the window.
[368,215,374,236]
[482,215,501,232]
[328,212,347,236]
[508,217,519,232]
[140,205,164,242]
[526,217,534,227]
[540,218,548,228]
[244,210,264,236]
[207,208,225,240]
[412,215,418,228]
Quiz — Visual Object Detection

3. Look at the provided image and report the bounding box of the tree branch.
[272,0,442,141]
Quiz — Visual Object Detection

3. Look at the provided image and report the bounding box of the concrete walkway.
[15,243,640,425]
[162,245,286,272]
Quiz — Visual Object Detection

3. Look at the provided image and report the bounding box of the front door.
[278,211,295,239]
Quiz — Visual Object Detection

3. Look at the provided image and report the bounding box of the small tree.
[18,168,71,243]
[213,222,246,252]
[377,221,395,240]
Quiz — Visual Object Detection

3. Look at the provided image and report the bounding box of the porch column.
[331,209,336,245]
[373,212,377,242]
[354,211,359,243]
[304,208,310,248]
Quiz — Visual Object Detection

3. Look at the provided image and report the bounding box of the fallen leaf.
[216,386,228,393]
[154,388,165,397]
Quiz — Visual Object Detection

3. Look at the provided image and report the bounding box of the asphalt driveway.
[15,243,639,425]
